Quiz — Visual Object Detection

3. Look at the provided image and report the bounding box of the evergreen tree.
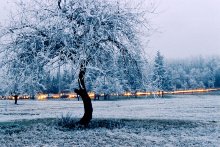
[153,51,171,91]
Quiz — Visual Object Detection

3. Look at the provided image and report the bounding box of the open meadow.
[0,95,220,146]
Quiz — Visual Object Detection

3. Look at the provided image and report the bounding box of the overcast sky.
[0,0,220,59]
[150,0,220,59]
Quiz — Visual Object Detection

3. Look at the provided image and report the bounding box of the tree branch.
[58,0,62,9]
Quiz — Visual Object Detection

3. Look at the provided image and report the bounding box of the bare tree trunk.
[74,63,93,126]
[74,88,93,126]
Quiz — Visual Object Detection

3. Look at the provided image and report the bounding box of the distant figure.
[14,95,18,104]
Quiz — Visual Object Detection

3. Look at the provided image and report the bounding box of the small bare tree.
[0,0,154,125]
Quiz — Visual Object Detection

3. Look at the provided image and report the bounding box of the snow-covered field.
[0,95,220,146]
[1,95,220,122]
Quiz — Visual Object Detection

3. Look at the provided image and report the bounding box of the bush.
[57,113,76,128]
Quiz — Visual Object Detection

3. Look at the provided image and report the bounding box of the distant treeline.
[42,53,220,94]
[151,52,220,91]
[1,53,219,95]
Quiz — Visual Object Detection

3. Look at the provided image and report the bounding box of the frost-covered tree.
[205,58,217,88]
[92,75,124,96]
[167,56,220,90]
[215,68,220,88]
[1,52,47,98]
[153,51,170,91]
[0,0,153,125]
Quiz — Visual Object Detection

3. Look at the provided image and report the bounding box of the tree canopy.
[0,0,152,95]
[0,0,154,125]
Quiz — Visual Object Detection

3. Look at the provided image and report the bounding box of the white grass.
[0,95,219,122]
[0,95,219,146]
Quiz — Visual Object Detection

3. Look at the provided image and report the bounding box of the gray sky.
[0,0,220,59]
[150,0,220,59]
